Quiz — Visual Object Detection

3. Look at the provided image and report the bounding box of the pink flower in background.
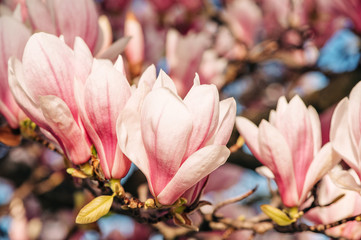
[8,33,92,165]
[305,170,361,239]
[0,16,30,128]
[198,50,227,90]
[332,0,361,33]
[214,26,247,61]
[26,0,99,52]
[236,95,340,207]
[117,72,236,205]
[166,29,211,98]
[259,0,290,36]
[75,57,132,179]
[124,11,145,76]
[329,82,361,192]
[221,0,262,47]
[23,0,129,59]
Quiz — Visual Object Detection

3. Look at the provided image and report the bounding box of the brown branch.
[213,186,258,217]
[275,213,361,234]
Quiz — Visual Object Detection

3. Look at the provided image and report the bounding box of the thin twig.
[213,186,258,217]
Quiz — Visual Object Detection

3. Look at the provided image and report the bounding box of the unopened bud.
[80,163,93,176]
[260,204,296,226]
[109,179,124,196]
[145,199,156,209]
[66,168,88,179]
[174,212,186,225]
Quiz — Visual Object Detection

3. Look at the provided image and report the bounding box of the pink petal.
[8,57,48,129]
[152,70,178,94]
[277,95,314,198]
[330,98,359,171]
[141,88,192,196]
[258,120,298,207]
[26,0,56,34]
[308,106,322,154]
[117,106,149,179]
[22,33,78,118]
[165,29,178,69]
[256,166,275,179]
[39,95,91,165]
[0,16,30,127]
[124,12,144,65]
[138,64,157,88]
[300,143,341,205]
[273,96,288,126]
[0,101,18,128]
[268,109,277,125]
[348,81,361,153]
[113,55,126,76]
[329,168,361,193]
[235,117,262,160]
[51,0,98,52]
[182,177,208,205]
[157,145,229,205]
[111,145,131,179]
[93,15,112,56]
[73,37,93,85]
[83,60,131,178]
[116,80,154,188]
[183,84,219,159]
[211,97,236,145]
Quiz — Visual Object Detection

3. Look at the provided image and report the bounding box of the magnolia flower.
[24,0,131,60]
[8,32,92,165]
[75,57,132,179]
[124,11,145,77]
[305,170,361,239]
[330,82,361,192]
[0,15,30,128]
[117,72,236,205]
[221,0,262,47]
[26,0,99,53]
[236,95,340,207]
[166,29,211,98]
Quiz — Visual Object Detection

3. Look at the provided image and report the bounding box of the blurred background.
[0,0,360,239]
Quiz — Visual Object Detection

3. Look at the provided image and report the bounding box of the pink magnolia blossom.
[198,50,227,90]
[305,170,361,239]
[24,0,127,58]
[329,82,361,192]
[124,11,145,76]
[117,72,236,205]
[8,32,92,165]
[26,0,98,51]
[214,26,247,61]
[75,57,132,179]
[236,95,340,207]
[221,0,262,47]
[166,29,211,98]
[0,16,30,128]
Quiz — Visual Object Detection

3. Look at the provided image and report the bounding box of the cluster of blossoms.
[1,0,361,239]
[8,32,236,207]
